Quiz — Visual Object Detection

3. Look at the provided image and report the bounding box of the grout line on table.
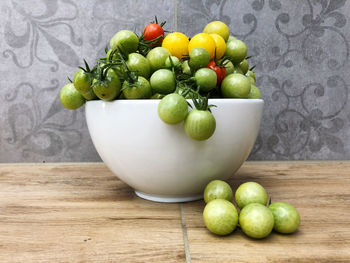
[180,203,191,263]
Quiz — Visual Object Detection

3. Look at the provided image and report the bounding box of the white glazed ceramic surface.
[85,99,263,202]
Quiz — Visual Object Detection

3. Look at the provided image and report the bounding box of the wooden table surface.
[0,161,349,263]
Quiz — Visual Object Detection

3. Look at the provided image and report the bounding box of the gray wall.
[0,0,349,162]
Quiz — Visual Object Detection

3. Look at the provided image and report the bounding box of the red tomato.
[142,24,165,46]
[207,60,226,85]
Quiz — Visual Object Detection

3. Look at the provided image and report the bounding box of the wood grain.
[0,164,185,263]
[0,162,349,262]
[182,161,350,263]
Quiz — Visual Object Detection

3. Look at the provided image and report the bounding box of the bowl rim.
[86,98,264,105]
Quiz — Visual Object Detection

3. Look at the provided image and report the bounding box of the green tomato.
[246,70,256,81]
[126,53,151,79]
[188,47,210,70]
[269,202,300,234]
[111,64,126,83]
[204,180,233,203]
[181,60,192,75]
[60,83,85,110]
[184,109,216,141]
[81,89,97,100]
[227,35,237,43]
[224,60,234,76]
[73,69,92,94]
[233,66,243,75]
[110,30,139,54]
[92,68,121,101]
[203,199,238,236]
[150,69,176,95]
[247,85,261,99]
[194,68,217,92]
[247,75,256,85]
[239,203,274,239]
[73,69,96,100]
[235,182,268,209]
[122,76,152,99]
[151,93,165,99]
[106,48,119,62]
[158,93,188,124]
[238,59,249,74]
[221,73,251,98]
[165,56,180,69]
[146,47,171,72]
[118,92,126,99]
[225,39,247,64]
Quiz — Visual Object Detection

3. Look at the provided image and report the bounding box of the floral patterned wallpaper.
[0,0,349,162]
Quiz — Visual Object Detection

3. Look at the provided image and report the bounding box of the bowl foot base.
[135,190,203,203]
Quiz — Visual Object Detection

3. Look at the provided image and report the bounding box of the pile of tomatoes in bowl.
[60,18,260,141]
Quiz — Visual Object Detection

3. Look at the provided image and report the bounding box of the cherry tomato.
[73,69,96,100]
[184,109,216,141]
[209,33,226,59]
[60,83,85,110]
[73,69,92,94]
[194,68,217,92]
[203,21,230,42]
[188,47,210,70]
[225,39,247,64]
[246,70,256,81]
[221,73,251,98]
[150,69,176,95]
[92,68,121,101]
[238,59,249,75]
[188,33,216,60]
[269,202,300,234]
[165,56,180,69]
[247,85,261,99]
[158,93,188,124]
[239,203,274,239]
[223,60,234,75]
[204,180,233,203]
[106,49,119,62]
[203,199,238,235]
[142,23,164,46]
[146,47,171,72]
[162,32,189,59]
[151,93,165,99]
[126,53,151,79]
[235,182,268,209]
[110,30,139,54]
[122,76,152,99]
[206,60,226,85]
[227,35,237,43]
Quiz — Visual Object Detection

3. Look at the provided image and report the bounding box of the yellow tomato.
[188,33,216,60]
[203,21,230,42]
[209,33,226,59]
[162,32,189,59]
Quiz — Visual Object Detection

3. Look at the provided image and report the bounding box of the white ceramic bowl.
[86,99,263,202]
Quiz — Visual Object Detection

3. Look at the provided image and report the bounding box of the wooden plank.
[0,164,186,263]
[182,161,350,263]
